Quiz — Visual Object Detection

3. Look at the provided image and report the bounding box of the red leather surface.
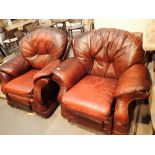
[33,59,61,82]
[5,69,39,96]
[53,58,86,89]
[19,28,68,69]
[73,28,144,78]
[0,72,14,94]
[0,54,31,77]
[7,93,31,105]
[62,75,117,120]
[114,64,151,97]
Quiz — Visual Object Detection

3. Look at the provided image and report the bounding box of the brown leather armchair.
[0,28,69,118]
[52,28,151,134]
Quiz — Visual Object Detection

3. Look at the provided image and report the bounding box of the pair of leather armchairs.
[0,28,70,118]
[0,27,151,134]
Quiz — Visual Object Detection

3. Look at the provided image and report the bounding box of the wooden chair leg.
[71,30,73,38]
[4,43,9,54]
[80,28,82,33]
[82,27,84,33]
[0,46,6,57]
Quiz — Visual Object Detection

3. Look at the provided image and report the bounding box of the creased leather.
[33,59,61,82]
[53,28,151,134]
[0,72,14,94]
[62,75,117,120]
[114,64,151,97]
[5,69,39,96]
[53,58,86,89]
[20,28,68,69]
[73,28,144,79]
[0,54,31,77]
[0,28,69,118]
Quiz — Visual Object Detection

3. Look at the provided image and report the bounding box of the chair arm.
[32,78,56,118]
[0,71,14,94]
[33,59,61,83]
[0,54,31,77]
[33,78,50,107]
[113,92,148,134]
[52,58,86,90]
[114,64,151,97]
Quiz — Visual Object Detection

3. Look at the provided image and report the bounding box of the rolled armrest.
[0,54,31,77]
[0,71,14,94]
[33,59,61,83]
[114,64,151,97]
[52,58,86,89]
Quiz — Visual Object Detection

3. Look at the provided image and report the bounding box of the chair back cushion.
[19,28,68,69]
[73,28,144,79]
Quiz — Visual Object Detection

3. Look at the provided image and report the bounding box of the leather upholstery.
[33,59,61,82]
[53,58,86,89]
[53,28,151,134]
[5,69,39,96]
[114,63,151,97]
[62,75,117,121]
[0,27,68,118]
[0,72,14,94]
[0,55,31,77]
[20,28,68,69]
[73,28,144,79]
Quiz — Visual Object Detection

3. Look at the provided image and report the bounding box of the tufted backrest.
[73,28,144,79]
[19,28,68,69]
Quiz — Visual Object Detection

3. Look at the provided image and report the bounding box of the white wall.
[94,19,146,32]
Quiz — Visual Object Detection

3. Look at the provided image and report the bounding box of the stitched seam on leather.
[64,105,109,121]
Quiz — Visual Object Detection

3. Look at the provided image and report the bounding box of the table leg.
[62,22,68,34]
[0,45,7,57]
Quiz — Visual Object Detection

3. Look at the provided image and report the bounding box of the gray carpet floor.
[0,98,104,135]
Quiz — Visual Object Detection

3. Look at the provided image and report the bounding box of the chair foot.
[112,122,129,135]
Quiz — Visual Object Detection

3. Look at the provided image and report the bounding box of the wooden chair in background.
[67,19,85,38]
[24,22,37,33]
[14,30,25,44]
[2,28,18,53]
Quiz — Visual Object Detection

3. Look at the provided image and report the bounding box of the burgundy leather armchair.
[52,28,151,134]
[0,28,69,118]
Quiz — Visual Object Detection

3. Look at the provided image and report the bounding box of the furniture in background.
[25,22,38,33]
[83,19,94,31]
[52,28,151,134]
[14,30,25,44]
[0,43,7,57]
[23,22,33,33]
[67,19,85,38]
[36,19,52,28]
[0,28,8,57]
[2,28,18,53]
[50,19,69,34]
[5,19,35,31]
[0,28,70,118]
[143,19,155,133]
[143,19,155,72]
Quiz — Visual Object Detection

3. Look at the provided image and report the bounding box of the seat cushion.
[5,69,39,96]
[62,75,117,120]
